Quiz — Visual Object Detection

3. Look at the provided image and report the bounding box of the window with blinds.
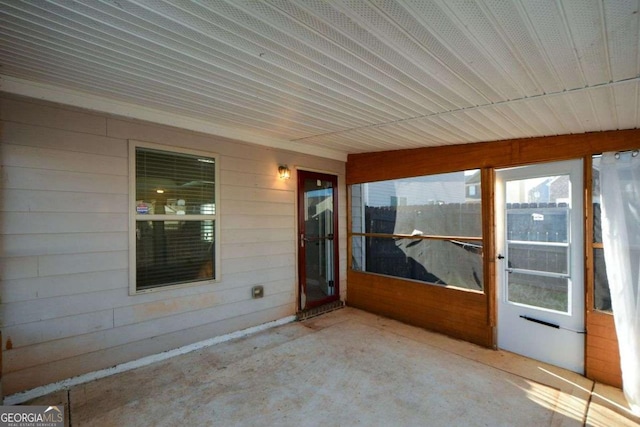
[131,143,218,292]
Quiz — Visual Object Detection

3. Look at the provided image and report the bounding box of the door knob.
[497,254,505,260]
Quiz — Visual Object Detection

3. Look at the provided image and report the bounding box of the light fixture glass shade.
[278,165,291,179]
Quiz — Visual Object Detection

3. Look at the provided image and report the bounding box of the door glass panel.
[507,243,568,274]
[303,178,335,304]
[505,175,571,313]
[507,272,569,312]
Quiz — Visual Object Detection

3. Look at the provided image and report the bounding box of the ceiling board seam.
[83,0,394,125]
[516,102,555,136]
[262,0,452,114]
[0,30,342,134]
[542,97,571,135]
[599,2,618,130]
[43,0,404,125]
[0,57,316,137]
[376,0,494,106]
[198,0,424,118]
[586,87,604,131]
[264,0,456,113]
[475,1,545,97]
[429,0,525,101]
[555,0,589,87]
[0,75,348,161]
[292,76,640,142]
[564,91,587,134]
[327,0,479,109]
[151,0,415,120]
[73,0,380,127]
[512,0,564,92]
[452,110,503,141]
[599,0,615,84]
[0,29,342,135]
[469,109,519,140]
[494,104,537,137]
[0,55,338,141]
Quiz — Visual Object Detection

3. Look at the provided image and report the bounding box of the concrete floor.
[27,307,640,426]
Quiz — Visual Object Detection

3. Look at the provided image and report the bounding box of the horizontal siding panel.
[1,270,128,303]
[2,212,127,234]
[114,278,292,327]
[2,166,128,193]
[3,303,293,395]
[4,290,294,375]
[220,185,294,204]
[106,118,237,156]
[220,170,288,190]
[221,267,294,288]
[220,155,285,176]
[223,199,296,216]
[107,118,290,164]
[1,97,107,135]
[38,251,128,277]
[221,241,295,260]
[1,143,127,176]
[2,309,114,349]
[0,288,126,327]
[0,256,39,280]
[220,227,295,244]
[1,189,128,213]
[3,232,128,257]
[1,270,260,326]
[222,253,294,274]
[222,214,294,229]
[1,121,127,157]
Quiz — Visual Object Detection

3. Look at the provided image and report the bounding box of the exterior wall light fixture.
[278,165,291,180]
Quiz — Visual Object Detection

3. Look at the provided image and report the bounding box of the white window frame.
[128,140,221,295]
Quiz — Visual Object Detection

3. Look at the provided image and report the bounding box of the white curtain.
[599,150,640,415]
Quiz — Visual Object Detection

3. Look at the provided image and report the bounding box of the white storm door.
[496,159,584,373]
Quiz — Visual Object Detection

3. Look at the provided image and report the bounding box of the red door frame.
[297,170,340,311]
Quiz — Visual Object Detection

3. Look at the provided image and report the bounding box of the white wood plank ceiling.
[1,0,639,160]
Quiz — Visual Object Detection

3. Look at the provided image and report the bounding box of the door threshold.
[297,300,344,321]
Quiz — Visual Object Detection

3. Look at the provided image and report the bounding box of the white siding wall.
[0,94,346,396]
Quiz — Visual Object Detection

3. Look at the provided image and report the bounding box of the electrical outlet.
[252,285,264,299]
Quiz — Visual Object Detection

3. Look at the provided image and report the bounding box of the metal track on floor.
[296,300,345,321]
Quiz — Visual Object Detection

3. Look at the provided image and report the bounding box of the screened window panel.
[592,155,612,312]
[352,171,482,237]
[350,169,483,291]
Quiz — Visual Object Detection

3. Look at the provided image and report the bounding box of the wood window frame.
[346,129,640,369]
